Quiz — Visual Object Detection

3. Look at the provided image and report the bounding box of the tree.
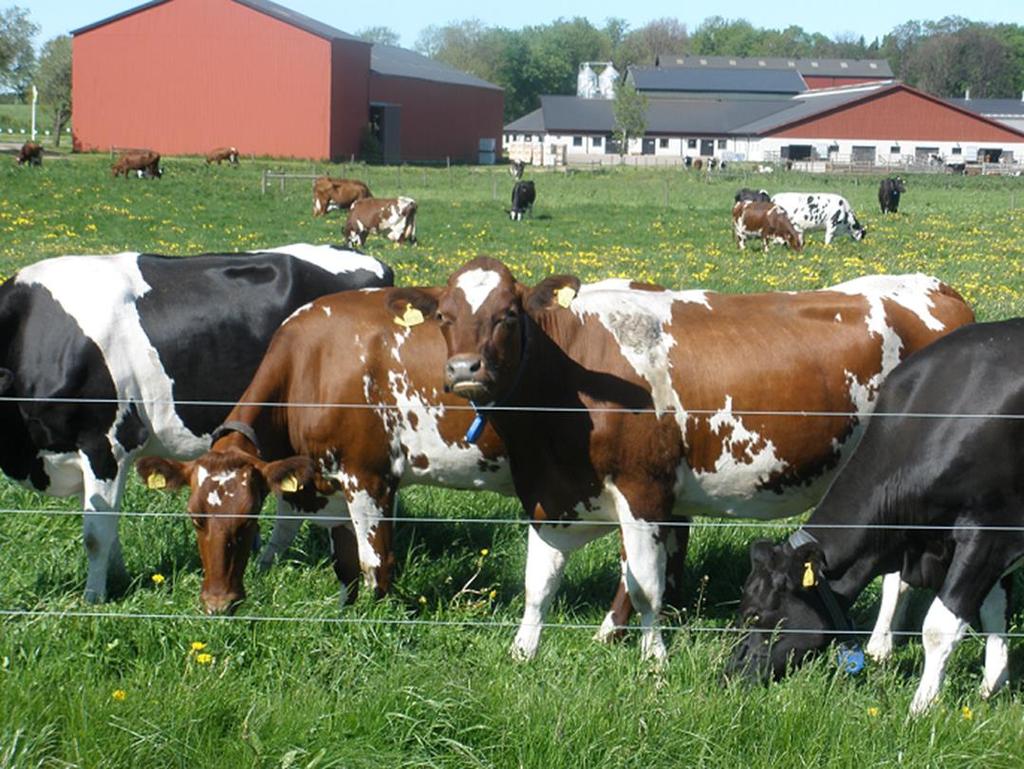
[36,35,70,146]
[612,78,646,155]
[0,5,37,98]
[355,26,400,46]
[616,18,688,68]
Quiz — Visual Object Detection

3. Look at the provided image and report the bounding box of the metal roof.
[371,45,501,90]
[504,107,546,133]
[652,55,893,79]
[950,98,1024,117]
[72,0,365,42]
[630,66,806,95]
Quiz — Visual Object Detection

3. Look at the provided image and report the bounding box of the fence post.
[447,156,451,187]
[280,170,285,194]
[492,177,497,201]
[260,169,267,195]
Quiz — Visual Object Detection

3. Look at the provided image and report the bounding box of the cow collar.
[464,314,534,444]
[210,420,262,456]
[786,528,865,675]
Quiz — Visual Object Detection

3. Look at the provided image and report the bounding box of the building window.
[659,138,669,148]
[573,136,583,147]
[687,139,697,149]
[592,136,603,148]
[890,145,901,154]
[952,146,962,155]
[718,139,727,149]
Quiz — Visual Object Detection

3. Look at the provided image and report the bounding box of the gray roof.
[504,107,546,133]
[653,55,893,79]
[731,85,891,134]
[73,0,365,42]
[630,66,806,95]
[950,98,1024,116]
[371,45,501,90]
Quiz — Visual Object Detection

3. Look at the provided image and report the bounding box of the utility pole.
[30,85,38,142]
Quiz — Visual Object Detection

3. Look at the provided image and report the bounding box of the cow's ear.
[262,456,315,495]
[136,456,191,491]
[523,275,582,315]
[749,539,776,568]
[387,288,439,327]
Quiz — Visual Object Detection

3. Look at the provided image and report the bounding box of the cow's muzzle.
[445,354,492,400]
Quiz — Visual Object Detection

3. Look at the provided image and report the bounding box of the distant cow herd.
[15,140,1024,717]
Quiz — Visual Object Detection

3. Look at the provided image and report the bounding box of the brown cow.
[17,142,43,166]
[732,200,803,252]
[206,146,239,165]
[393,258,974,661]
[135,286,687,624]
[111,150,162,179]
[344,197,417,248]
[312,176,371,216]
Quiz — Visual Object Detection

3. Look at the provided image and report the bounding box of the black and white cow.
[509,181,536,221]
[727,319,1024,715]
[0,244,393,602]
[509,160,526,180]
[771,193,866,244]
[878,177,906,214]
[734,188,770,203]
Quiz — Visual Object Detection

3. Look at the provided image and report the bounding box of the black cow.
[509,160,526,180]
[735,188,770,203]
[509,180,536,221]
[0,244,393,603]
[728,319,1024,716]
[878,177,906,213]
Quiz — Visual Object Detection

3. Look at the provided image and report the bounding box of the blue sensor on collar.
[465,413,486,443]
[837,642,865,675]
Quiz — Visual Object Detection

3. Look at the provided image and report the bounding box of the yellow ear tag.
[147,473,167,490]
[279,473,300,494]
[394,304,425,329]
[555,286,576,308]
[802,562,817,588]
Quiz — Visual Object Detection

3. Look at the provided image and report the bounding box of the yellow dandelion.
[488,589,497,601]
[418,595,427,605]
[195,653,213,665]
[190,641,206,652]
[151,573,165,585]
[480,548,489,557]
[112,689,127,701]
[961,706,973,721]
[866,707,879,718]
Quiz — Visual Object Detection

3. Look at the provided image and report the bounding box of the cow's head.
[388,257,579,404]
[726,539,838,682]
[893,177,906,193]
[136,451,314,614]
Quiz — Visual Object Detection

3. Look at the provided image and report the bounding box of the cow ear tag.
[394,303,424,329]
[279,473,300,494]
[802,562,817,588]
[555,286,576,308]
[147,472,167,490]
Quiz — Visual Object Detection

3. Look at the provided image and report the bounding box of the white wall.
[752,136,1024,164]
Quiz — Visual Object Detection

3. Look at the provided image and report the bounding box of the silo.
[577,63,598,99]
[598,64,619,98]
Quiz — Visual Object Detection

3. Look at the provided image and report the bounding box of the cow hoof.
[593,612,625,644]
[83,588,107,604]
[865,637,893,662]
[509,641,537,662]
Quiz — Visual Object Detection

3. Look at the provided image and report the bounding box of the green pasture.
[1,155,1024,767]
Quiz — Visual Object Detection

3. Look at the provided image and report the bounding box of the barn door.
[370,103,402,164]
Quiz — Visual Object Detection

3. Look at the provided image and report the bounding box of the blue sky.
[25,0,1023,50]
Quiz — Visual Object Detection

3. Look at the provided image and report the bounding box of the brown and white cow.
[344,197,417,248]
[206,146,239,165]
[312,176,372,217]
[393,258,974,661]
[17,142,43,166]
[732,201,803,252]
[136,286,688,622]
[111,150,162,179]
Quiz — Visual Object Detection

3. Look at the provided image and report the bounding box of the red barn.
[71,0,503,162]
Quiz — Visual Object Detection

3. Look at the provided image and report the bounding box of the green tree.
[0,5,37,98]
[36,34,70,146]
[355,26,400,46]
[616,18,688,68]
[612,79,646,155]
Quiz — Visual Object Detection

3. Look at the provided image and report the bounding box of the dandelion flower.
[418,595,427,605]
[488,589,497,601]
[961,706,973,721]
[190,641,206,652]
[151,573,165,585]
[480,548,489,557]
[195,653,213,665]
[866,707,879,718]
[112,689,127,701]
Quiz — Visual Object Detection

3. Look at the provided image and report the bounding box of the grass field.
[2,155,1024,767]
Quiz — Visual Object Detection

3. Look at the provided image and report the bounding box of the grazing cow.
[391,258,973,661]
[344,197,417,248]
[727,319,1024,715]
[509,160,526,179]
[206,146,239,165]
[0,245,393,602]
[509,181,536,221]
[734,188,770,203]
[732,201,803,252]
[878,177,906,213]
[692,158,704,171]
[136,287,690,620]
[771,193,865,244]
[312,176,372,217]
[112,150,162,179]
[17,142,43,166]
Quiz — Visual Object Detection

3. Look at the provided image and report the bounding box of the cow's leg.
[866,571,911,661]
[344,488,394,598]
[258,493,324,571]
[512,522,606,660]
[909,597,968,715]
[979,576,1011,699]
[80,458,128,604]
[330,524,362,609]
[824,223,835,245]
